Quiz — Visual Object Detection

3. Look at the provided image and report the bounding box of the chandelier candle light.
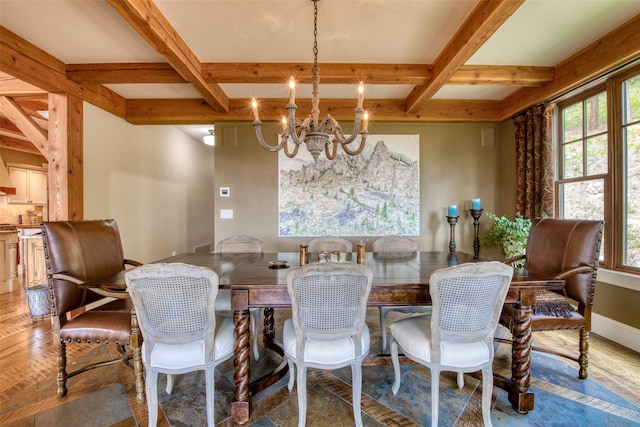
[251,0,369,161]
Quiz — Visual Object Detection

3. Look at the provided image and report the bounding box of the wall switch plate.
[220,209,233,219]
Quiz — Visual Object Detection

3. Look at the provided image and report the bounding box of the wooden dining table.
[86,250,564,425]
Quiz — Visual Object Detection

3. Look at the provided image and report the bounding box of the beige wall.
[83,103,215,263]
[214,120,503,253]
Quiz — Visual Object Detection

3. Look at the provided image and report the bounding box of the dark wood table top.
[84,251,564,301]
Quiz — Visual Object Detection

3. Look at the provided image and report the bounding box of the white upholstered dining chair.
[307,235,353,253]
[216,235,262,360]
[284,262,373,427]
[125,263,235,427]
[373,235,429,352]
[390,262,513,427]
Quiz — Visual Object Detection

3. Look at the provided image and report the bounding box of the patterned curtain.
[513,103,555,218]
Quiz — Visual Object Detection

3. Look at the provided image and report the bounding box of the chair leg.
[296,365,308,427]
[391,340,401,395]
[481,366,494,427]
[56,340,68,397]
[579,327,589,379]
[250,309,260,361]
[287,358,295,392]
[166,374,174,394]
[431,368,440,427]
[457,371,464,388]
[204,367,216,427]
[379,307,388,352]
[351,363,364,427]
[146,370,159,427]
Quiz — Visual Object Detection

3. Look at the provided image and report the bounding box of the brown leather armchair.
[41,219,145,401]
[499,218,604,379]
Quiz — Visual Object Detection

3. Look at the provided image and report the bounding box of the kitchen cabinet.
[23,235,47,288]
[0,231,18,294]
[7,165,47,205]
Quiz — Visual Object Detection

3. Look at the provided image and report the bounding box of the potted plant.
[480,213,532,266]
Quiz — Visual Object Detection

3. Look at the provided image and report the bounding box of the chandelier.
[251,0,369,161]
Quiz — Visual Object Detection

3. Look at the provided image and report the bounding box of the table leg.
[232,308,251,424]
[508,290,535,413]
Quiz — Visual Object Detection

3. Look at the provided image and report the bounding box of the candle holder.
[446,215,459,253]
[470,208,484,259]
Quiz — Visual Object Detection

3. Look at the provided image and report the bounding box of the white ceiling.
[1,0,640,141]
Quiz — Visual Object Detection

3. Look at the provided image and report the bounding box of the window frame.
[555,63,640,275]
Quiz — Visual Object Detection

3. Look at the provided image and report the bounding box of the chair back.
[286,262,372,358]
[373,236,417,253]
[125,263,220,361]
[308,236,353,253]
[41,219,127,316]
[217,235,264,253]
[524,218,603,308]
[429,262,513,361]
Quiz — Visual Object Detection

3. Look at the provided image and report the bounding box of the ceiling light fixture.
[203,129,215,146]
[251,0,369,161]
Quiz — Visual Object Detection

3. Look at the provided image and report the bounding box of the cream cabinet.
[7,166,47,205]
[0,231,18,294]
[23,235,47,288]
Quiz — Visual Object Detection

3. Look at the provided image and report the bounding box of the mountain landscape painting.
[278,134,420,237]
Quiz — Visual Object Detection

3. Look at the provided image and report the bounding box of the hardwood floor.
[1,285,639,426]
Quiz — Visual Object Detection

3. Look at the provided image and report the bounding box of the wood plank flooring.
[1,285,639,426]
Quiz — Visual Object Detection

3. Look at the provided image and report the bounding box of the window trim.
[555,64,640,275]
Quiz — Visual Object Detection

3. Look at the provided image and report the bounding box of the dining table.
[85,250,564,425]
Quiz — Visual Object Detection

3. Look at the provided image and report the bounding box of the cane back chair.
[390,262,513,427]
[284,262,373,427]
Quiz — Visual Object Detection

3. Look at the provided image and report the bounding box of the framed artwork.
[278,134,420,237]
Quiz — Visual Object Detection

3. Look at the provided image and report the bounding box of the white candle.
[357,81,364,109]
[251,98,260,121]
[281,116,287,132]
[289,77,296,104]
[363,111,369,132]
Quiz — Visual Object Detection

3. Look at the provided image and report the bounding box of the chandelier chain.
[313,0,318,68]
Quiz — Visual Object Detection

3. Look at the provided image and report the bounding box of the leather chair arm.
[554,266,593,280]
[51,272,85,285]
[51,273,129,299]
[503,254,525,265]
[125,259,143,267]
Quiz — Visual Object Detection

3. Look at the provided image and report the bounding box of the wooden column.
[47,93,83,221]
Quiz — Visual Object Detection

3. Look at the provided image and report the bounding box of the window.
[556,64,640,273]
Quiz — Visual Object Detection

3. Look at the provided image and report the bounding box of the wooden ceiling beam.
[124,97,502,124]
[499,13,640,120]
[0,26,126,118]
[0,96,48,150]
[406,0,525,113]
[0,134,40,155]
[65,61,553,87]
[107,0,229,113]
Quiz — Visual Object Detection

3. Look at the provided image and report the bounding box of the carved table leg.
[232,308,251,424]
[130,310,145,403]
[509,290,535,413]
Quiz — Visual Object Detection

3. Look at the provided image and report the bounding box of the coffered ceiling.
[1,0,639,149]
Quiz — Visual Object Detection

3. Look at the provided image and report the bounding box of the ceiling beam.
[0,134,40,155]
[107,0,229,113]
[124,97,502,124]
[0,26,126,118]
[0,96,48,150]
[499,13,640,120]
[65,62,553,87]
[406,0,525,113]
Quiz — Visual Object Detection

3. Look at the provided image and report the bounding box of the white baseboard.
[592,313,640,353]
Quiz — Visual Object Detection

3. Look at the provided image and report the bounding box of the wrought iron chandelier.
[251,0,369,161]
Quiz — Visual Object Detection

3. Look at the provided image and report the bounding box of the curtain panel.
[513,104,554,218]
